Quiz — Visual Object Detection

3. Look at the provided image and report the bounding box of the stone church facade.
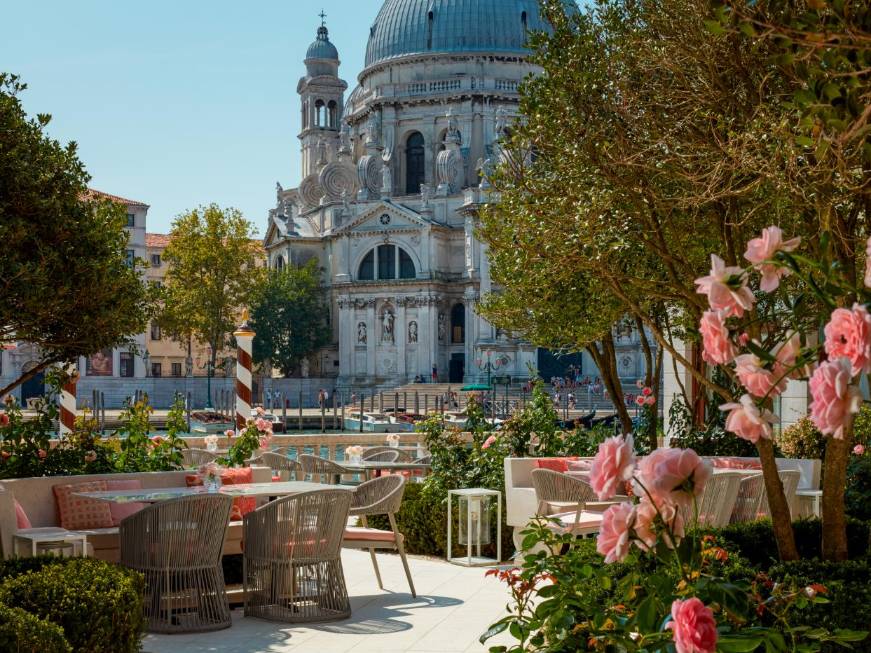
[263,0,648,388]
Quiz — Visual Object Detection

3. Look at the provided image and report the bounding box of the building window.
[125,249,135,268]
[357,245,416,281]
[405,132,425,194]
[151,254,161,267]
[126,213,135,227]
[150,323,161,341]
[171,362,182,377]
[451,303,465,343]
[274,255,285,271]
[315,100,325,127]
[151,362,162,377]
[119,352,134,378]
[328,100,338,128]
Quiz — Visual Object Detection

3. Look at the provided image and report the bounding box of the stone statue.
[300,357,310,378]
[420,183,432,209]
[366,110,381,145]
[476,157,494,189]
[341,189,351,214]
[495,105,508,136]
[316,137,328,167]
[445,108,461,145]
[382,309,395,343]
[357,321,367,344]
[339,124,352,157]
[408,320,418,344]
[381,147,393,196]
[438,313,446,341]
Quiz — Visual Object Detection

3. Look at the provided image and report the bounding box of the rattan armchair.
[679,471,743,528]
[362,449,402,463]
[531,468,603,536]
[299,454,353,484]
[249,451,302,481]
[343,475,415,597]
[760,469,802,519]
[363,446,412,462]
[731,472,765,523]
[182,448,219,467]
[244,489,352,623]
[120,494,234,633]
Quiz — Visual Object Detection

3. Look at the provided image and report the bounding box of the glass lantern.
[447,488,502,566]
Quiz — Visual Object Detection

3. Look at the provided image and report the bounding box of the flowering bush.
[778,417,826,461]
[219,408,273,467]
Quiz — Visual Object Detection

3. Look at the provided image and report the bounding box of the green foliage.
[0,558,145,653]
[218,417,268,467]
[114,394,185,473]
[846,455,871,522]
[0,74,154,396]
[852,406,871,450]
[0,603,70,653]
[249,261,330,376]
[668,394,758,457]
[778,417,827,461]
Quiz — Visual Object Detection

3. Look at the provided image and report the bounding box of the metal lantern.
[447,488,501,567]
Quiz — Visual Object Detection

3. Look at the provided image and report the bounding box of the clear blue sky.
[1,0,376,235]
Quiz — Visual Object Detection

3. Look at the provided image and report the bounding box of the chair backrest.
[753,469,802,519]
[530,468,595,514]
[731,472,765,523]
[349,475,406,517]
[120,494,233,570]
[249,452,302,481]
[243,489,351,563]
[182,448,219,467]
[413,455,432,465]
[363,446,411,462]
[363,450,401,463]
[298,454,350,484]
[682,471,743,528]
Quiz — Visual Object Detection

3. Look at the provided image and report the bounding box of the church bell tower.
[298,14,348,178]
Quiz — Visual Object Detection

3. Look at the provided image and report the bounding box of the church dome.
[306,25,339,61]
[364,0,576,68]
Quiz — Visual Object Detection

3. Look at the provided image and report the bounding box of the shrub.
[847,456,871,522]
[778,416,826,460]
[0,558,145,653]
[0,603,70,653]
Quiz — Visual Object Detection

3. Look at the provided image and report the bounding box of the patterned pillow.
[105,479,145,526]
[14,499,31,529]
[536,457,580,473]
[53,481,113,530]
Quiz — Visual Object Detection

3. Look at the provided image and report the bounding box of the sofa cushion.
[14,499,31,530]
[344,527,397,543]
[186,467,256,521]
[536,457,579,473]
[53,481,113,530]
[105,480,145,526]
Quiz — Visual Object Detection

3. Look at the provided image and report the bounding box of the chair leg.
[368,547,383,590]
[389,513,416,598]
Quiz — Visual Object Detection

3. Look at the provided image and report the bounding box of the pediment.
[337,201,428,235]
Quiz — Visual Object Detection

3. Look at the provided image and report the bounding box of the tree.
[0,74,153,396]
[159,205,265,384]
[249,260,330,376]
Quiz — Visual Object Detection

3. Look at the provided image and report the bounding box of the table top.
[14,527,88,542]
[342,461,432,472]
[74,481,350,504]
[448,488,501,497]
[797,489,822,497]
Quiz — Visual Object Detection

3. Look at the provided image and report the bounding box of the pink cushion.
[550,510,604,533]
[53,481,113,530]
[710,457,762,470]
[567,460,592,472]
[186,467,255,521]
[536,457,579,473]
[14,500,31,530]
[344,527,397,542]
[105,479,145,526]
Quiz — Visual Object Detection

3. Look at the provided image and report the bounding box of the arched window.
[274,255,285,271]
[357,245,416,281]
[405,132,425,194]
[451,303,465,343]
[427,11,434,50]
[315,100,325,127]
[328,100,338,128]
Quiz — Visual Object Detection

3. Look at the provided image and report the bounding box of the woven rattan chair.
[343,475,415,597]
[299,454,353,484]
[250,451,302,481]
[531,468,602,536]
[730,472,765,523]
[760,469,802,519]
[362,446,412,462]
[679,471,743,528]
[182,448,219,467]
[244,489,352,623]
[362,449,402,463]
[120,494,234,634]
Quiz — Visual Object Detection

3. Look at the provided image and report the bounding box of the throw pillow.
[53,481,113,530]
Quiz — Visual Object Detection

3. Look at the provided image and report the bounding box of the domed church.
[264,0,641,388]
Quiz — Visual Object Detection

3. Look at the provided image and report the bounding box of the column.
[233,310,255,430]
[397,300,407,379]
[58,363,78,437]
[338,300,352,378]
[418,302,431,378]
[366,300,376,378]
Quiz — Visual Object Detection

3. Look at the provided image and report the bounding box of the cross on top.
[318,10,327,27]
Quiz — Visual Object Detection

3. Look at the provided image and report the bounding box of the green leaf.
[718,635,765,653]
[479,621,509,644]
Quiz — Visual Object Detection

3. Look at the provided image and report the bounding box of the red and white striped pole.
[233,310,255,431]
[59,363,78,437]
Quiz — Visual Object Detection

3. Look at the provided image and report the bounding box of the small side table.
[13,528,88,558]
[796,489,822,518]
[447,488,501,567]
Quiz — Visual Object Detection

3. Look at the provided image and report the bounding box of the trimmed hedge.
[0,603,70,653]
[0,558,145,653]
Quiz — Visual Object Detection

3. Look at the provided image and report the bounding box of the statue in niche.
[381,147,393,196]
[408,321,418,344]
[438,313,446,341]
[476,157,494,189]
[366,110,382,145]
[357,321,367,344]
[382,309,395,343]
[316,137,328,167]
[300,357,310,378]
[495,105,508,136]
[341,189,351,214]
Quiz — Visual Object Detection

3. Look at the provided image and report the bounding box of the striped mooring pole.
[233,310,256,431]
[58,363,78,437]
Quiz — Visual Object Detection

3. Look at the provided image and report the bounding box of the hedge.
[0,558,145,653]
[0,602,70,653]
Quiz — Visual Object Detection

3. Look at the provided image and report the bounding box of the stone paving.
[143,549,514,653]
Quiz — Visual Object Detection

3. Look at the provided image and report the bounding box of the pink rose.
[667,598,718,653]
[482,435,497,449]
[699,310,737,366]
[596,502,634,563]
[642,387,652,397]
[738,332,750,346]
[695,254,755,318]
[636,448,711,506]
[865,237,871,288]
[635,396,646,407]
[734,353,783,398]
[37,449,46,460]
[634,498,684,551]
[744,226,800,292]
[854,444,866,456]
[644,395,656,406]
[773,332,803,380]
[636,379,645,389]
[590,435,637,500]
[810,359,862,439]
[720,394,776,443]
[224,429,235,438]
[824,304,871,376]
[255,418,271,432]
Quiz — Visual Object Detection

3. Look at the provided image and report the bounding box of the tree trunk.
[587,334,633,434]
[636,318,660,451]
[649,344,663,450]
[757,438,799,561]
[0,359,55,398]
[822,423,850,561]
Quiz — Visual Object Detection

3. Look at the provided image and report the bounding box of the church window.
[405,132,425,194]
[377,244,395,280]
[358,250,375,280]
[315,100,326,127]
[399,248,415,279]
[357,245,416,281]
[451,303,465,343]
[328,101,338,128]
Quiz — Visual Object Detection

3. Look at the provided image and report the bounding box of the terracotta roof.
[146,233,172,248]
[82,188,149,208]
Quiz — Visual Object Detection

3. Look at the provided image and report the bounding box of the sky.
[1,0,377,235]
